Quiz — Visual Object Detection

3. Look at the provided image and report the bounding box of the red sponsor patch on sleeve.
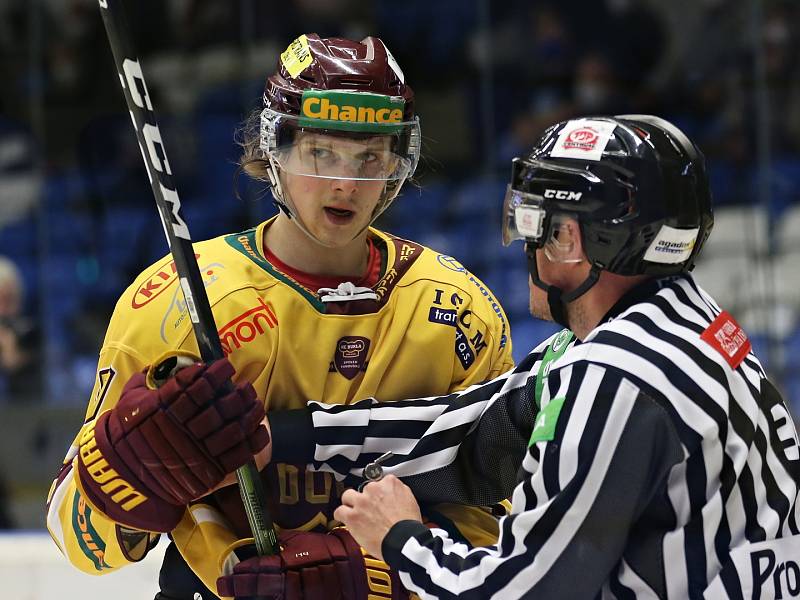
[700,310,752,369]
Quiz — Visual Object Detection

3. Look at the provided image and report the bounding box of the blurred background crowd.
[0,0,798,528]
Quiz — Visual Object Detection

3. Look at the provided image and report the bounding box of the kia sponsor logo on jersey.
[333,336,370,380]
[132,254,200,309]
[549,119,616,161]
[218,298,278,355]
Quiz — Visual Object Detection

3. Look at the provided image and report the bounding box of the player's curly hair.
[235,108,270,183]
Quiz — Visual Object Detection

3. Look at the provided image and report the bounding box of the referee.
[223,115,800,599]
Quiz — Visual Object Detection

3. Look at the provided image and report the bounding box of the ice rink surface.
[2,530,167,600]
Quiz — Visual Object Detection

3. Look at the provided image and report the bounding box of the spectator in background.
[0,113,42,229]
[0,256,41,403]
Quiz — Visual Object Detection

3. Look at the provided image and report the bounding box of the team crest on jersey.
[333,336,370,379]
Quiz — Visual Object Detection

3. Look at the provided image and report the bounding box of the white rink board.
[1,530,167,600]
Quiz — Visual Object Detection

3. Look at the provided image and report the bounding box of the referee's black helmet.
[502,115,714,276]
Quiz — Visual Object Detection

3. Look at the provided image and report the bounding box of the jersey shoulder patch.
[700,310,751,369]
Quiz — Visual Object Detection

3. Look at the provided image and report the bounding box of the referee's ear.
[544,216,586,264]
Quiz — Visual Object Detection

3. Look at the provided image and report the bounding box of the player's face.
[280,133,391,247]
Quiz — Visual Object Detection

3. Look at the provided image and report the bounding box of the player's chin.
[313,225,363,248]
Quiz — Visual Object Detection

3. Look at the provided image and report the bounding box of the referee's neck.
[567,272,650,340]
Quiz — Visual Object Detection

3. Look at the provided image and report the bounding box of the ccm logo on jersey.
[544,189,582,201]
[79,427,148,511]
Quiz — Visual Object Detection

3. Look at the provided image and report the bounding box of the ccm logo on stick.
[544,189,582,201]
[118,57,190,242]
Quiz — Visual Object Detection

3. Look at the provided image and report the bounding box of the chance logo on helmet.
[299,90,405,132]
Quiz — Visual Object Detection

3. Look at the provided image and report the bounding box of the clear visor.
[502,185,546,246]
[261,109,420,182]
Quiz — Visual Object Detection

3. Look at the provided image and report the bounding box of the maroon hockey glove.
[77,358,268,532]
[216,529,411,600]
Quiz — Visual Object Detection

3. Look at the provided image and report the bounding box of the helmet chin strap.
[525,244,601,329]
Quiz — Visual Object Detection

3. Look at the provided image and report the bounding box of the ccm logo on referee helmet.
[544,189,583,201]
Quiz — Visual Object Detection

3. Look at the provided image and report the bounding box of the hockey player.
[237,115,800,599]
[46,34,514,600]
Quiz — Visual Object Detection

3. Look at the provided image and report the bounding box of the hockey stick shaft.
[96,0,278,558]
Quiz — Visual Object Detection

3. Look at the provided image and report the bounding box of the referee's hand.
[334,475,422,561]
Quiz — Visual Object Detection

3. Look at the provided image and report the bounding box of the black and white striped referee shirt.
[271,274,800,599]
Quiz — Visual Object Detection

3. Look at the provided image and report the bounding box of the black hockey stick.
[96,0,279,558]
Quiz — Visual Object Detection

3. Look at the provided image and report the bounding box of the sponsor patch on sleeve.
[700,310,751,369]
[549,119,617,161]
[643,225,699,264]
[529,397,566,446]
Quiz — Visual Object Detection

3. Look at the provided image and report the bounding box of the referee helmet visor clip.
[502,185,546,246]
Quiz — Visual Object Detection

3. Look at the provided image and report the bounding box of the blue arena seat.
[508,318,562,363]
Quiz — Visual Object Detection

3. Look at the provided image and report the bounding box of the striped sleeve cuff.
[269,408,315,464]
[382,519,432,570]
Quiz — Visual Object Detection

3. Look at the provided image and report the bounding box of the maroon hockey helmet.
[264,34,415,122]
[259,34,421,242]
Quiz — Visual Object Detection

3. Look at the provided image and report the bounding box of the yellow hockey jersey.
[46,219,514,595]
